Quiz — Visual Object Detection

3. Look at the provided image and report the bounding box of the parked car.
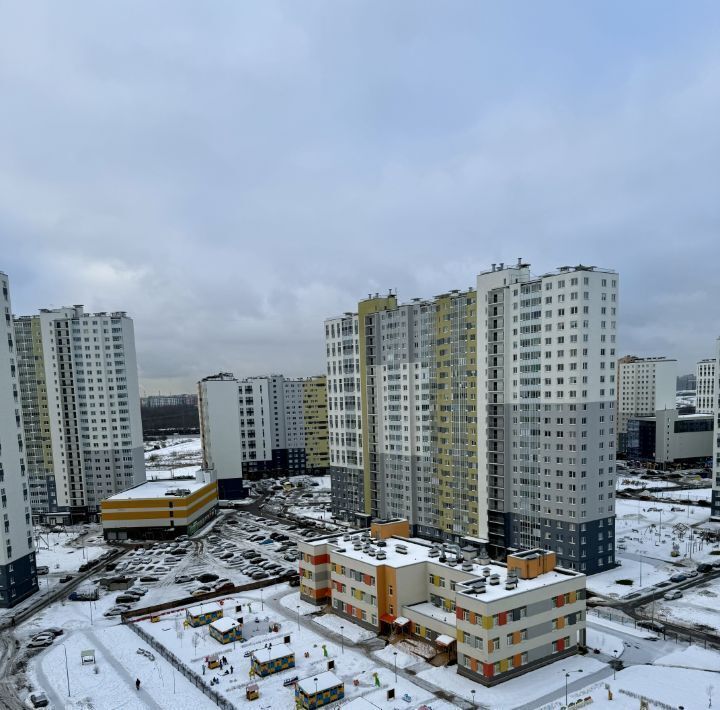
[697,563,713,573]
[670,573,688,583]
[103,605,131,617]
[36,566,49,575]
[175,574,193,584]
[686,569,699,578]
[115,594,139,604]
[664,590,683,600]
[288,575,300,587]
[623,592,642,600]
[637,620,665,632]
[27,634,55,649]
[29,691,50,708]
[58,575,74,583]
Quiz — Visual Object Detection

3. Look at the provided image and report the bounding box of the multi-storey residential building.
[198,373,328,497]
[616,356,677,436]
[0,272,38,607]
[477,262,619,573]
[329,262,619,574]
[696,359,716,415]
[711,341,720,520]
[677,373,696,393]
[14,306,144,521]
[298,520,586,686]
[326,290,478,540]
[141,394,197,408]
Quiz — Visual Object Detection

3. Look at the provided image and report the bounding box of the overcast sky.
[2,2,719,393]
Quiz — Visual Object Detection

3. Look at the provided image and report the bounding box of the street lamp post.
[340,625,344,654]
[297,605,300,631]
[563,668,583,706]
[261,587,264,610]
[394,651,398,682]
[612,649,618,680]
[63,645,71,697]
[471,689,476,708]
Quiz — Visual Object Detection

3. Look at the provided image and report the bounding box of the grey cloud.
[1,2,719,391]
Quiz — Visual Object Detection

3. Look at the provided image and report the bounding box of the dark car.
[670,573,688,583]
[697,563,713,573]
[59,575,74,583]
[288,575,301,587]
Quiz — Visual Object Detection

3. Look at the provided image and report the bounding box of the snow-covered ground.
[419,656,606,710]
[586,628,624,657]
[34,528,109,573]
[647,580,720,631]
[589,498,719,596]
[312,611,376,642]
[144,437,203,479]
[136,585,459,709]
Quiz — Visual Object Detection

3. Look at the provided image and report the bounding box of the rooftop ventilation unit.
[376,551,387,560]
[489,573,501,585]
[395,545,408,555]
[477,547,491,565]
[461,561,474,572]
[343,534,351,541]
[505,578,519,590]
[353,542,362,550]
[427,546,440,558]
[482,567,491,578]
[367,549,376,557]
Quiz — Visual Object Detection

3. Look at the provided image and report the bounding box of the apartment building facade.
[711,341,720,520]
[326,289,479,541]
[328,262,619,574]
[0,272,39,607]
[298,521,586,686]
[14,306,144,521]
[696,359,716,415]
[477,263,619,574]
[616,356,677,437]
[198,373,328,496]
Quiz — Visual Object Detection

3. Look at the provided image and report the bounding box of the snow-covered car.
[686,569,699,578]
[174,574,193,584]
[28,691,49,708]
[663,590,683,600]
[104,604,131,617]
[27,634,55,649]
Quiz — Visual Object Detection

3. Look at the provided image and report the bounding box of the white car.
[664,590,683,600]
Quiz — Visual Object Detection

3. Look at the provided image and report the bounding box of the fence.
[129,619,236,709]
[588,608,720,650]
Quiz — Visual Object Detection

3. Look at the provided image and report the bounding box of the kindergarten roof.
[251,643,294,663]
[297,671,343,695]
[210,617,240,633]
[186,602,223,617]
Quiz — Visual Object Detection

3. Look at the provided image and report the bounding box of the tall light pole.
[612,649,618,680]
[297,605,300,631]
[394,651,398,682]
[563,668,583,706]
[63,645,71,697]
[340,625,344,654]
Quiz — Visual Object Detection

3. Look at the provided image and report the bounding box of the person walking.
[135,679,141,691]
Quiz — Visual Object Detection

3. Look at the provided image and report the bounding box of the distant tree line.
[141,403,199,438]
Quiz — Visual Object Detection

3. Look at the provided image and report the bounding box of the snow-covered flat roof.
[324,536,583,601]
[106,478,210,501]
[297,670,343,695]
[187,602,223,617]
[252,643,294,663]
[404,601,456,627]
[210,617,240,633]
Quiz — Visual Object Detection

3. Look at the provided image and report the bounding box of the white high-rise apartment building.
[711,341,720,520]
[198,373,328,499]
[616,356,677,434]
[696,358,715,415]
[0,272,38,607]
[14,306,144,520]
[477,262,619,574]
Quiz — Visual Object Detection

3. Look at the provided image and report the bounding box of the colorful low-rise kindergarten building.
[251,643,295,677]
[298,519,587,686]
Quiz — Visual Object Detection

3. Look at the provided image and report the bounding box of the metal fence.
[588,608,720,650]
[128,620,236,709]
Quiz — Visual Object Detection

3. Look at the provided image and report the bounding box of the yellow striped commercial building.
[101,477,218,540]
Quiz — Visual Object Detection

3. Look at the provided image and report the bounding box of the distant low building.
[141,394,198,408]
[100,474,218,540]
[626,409,713,466]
